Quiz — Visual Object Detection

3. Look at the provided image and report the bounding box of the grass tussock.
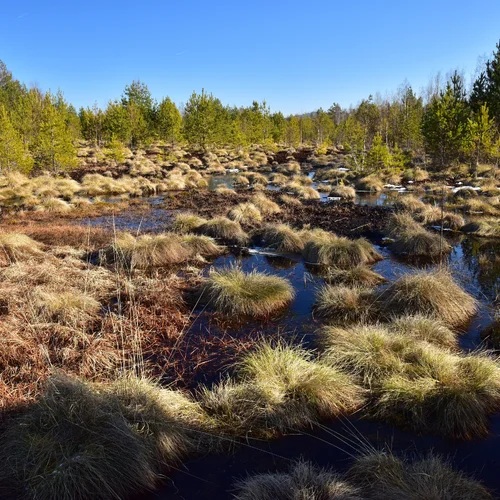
[251,192,281,215]
[315,285,377,324]
[228,202,262,224]
[280,194,302,206]
[180,234,223,258]
[349,451,493,500]
[201,342,364,435]
[0,375,158,500]
[235,460,361,500]
[202,267,295,317]
[390,227,451,259]
[390,314,458,348]
[171,212,207,234]
[1,374,216,500]
[303,234,382,268]
[108,232,191,269]
[462,218,500,238]
[0,233,44,264]
[251,224,304,253]
[196,217,249,245]
[356,176,384,192]
[325,266,387,287]
[329,185,356,200]
[378,270,477,327]
[322,324,500,438]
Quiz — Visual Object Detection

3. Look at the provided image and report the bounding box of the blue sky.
[2,1,500,114]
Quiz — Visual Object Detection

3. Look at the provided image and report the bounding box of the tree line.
[1,40,500,175]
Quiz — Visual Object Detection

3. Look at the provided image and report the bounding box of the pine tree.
[467,104,497,175]
[35,93,77,172]
[183,90,226,149]
[156,97,182,145]
[421,72,471,168]
[366,133,391,171]
[0,105,33,173]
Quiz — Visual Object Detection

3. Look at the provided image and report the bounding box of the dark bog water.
[80,197,500,499]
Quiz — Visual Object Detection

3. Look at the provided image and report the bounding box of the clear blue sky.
[2,1,500,115]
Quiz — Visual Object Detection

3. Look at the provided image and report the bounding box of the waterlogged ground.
[78,189,500,499]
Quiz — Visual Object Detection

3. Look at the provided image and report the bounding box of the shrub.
[202,267,295,317]
[235,460,361,500]
[315,285,377,324]
[378,271,477,327]
[196,217,249,245]
[349,451,492,499]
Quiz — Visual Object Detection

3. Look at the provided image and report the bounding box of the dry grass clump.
[0,375,158,500]
[390,227,451,259]
[299,186,321,200]
[280,194,302,206]
[374,352,500,438]
[315,285,377,324]
[390,314,457,348]
[462,218,500,238]
[251,192,281,215]
[171,212,207,234]
[355,176,384,192]
[201,342,363,435]
[385,212,422,238]
[196,217,249,245]
[201,267,294,317]
[378,270,477,327]
[33,288,101,328]
[0,375,214,500]
[0,233,44,264]
[107,232,191,269]
[322,324,500,438]
[325,266,387,287]
[461,198,499,215]
[228,202,262,224]
[349,451,493,500]
[394,195,426,212]
[251,224,304,253]
[235,460,361,500]
[329,185,356,200]
[303,234,382,268]
[180,234,223,258]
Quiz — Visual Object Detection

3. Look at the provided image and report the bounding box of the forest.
[1,40,500,176]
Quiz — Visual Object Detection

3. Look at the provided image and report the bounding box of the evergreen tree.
[270,112,286,143]
[467,103,497,175]
[366,133,391,171]
[0,105,33,173]
[421,72,471,167]
[472,41,500,124]
[284,116,300,146]
[156,97,182,145]
[34,93,77,172]
[103,101,131,144]
[183,89,226,149]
